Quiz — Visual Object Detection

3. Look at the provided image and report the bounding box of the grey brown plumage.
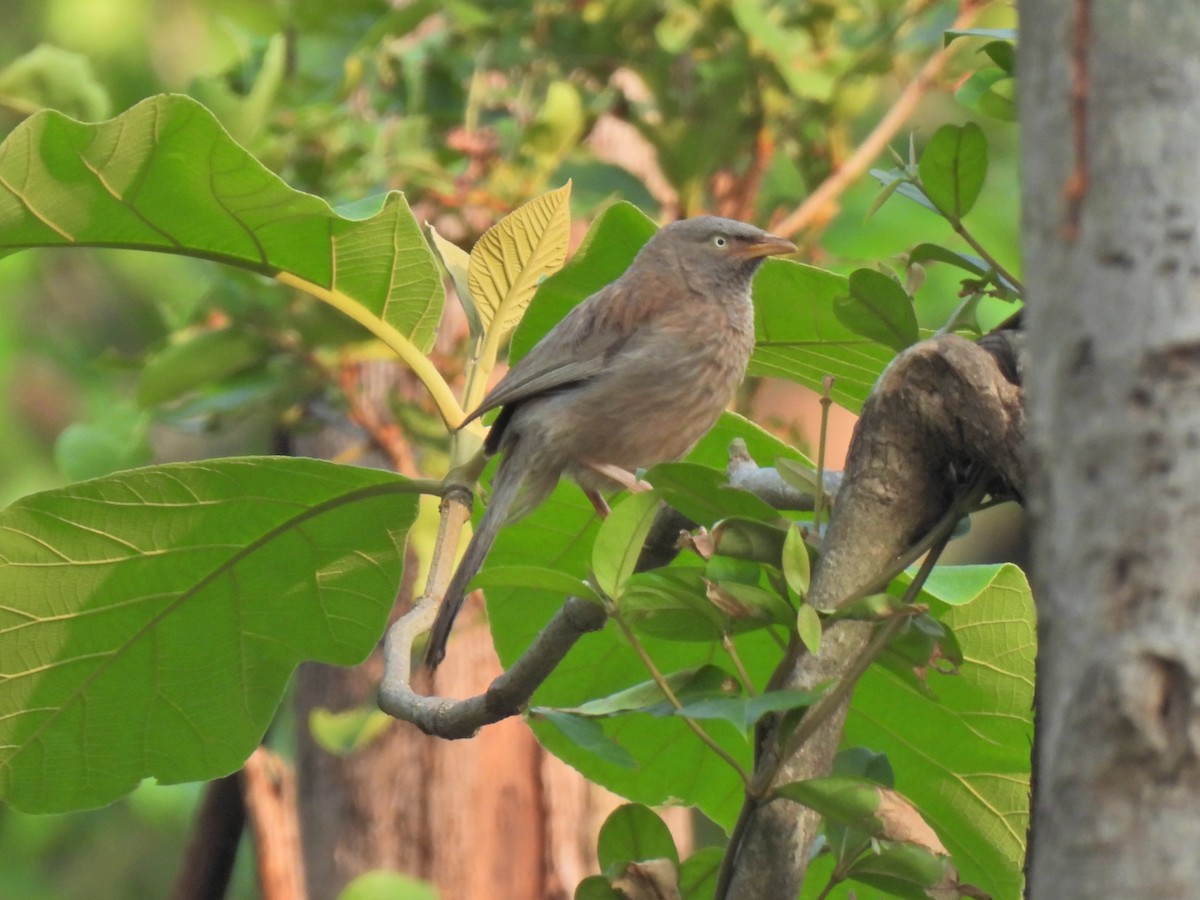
[426,215,796,668]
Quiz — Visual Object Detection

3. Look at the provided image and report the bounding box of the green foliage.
[0,5,1029,898]
[836,268,920,352]
[338,870,439,900]
[597,803,679,869]
[0,458,420,812]
[0,95,442,352]
[919,123,990,222]
[842,564,1034,899]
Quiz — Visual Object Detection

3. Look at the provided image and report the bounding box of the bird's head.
[638,215,797,297]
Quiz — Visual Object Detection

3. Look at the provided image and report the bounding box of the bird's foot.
[584,460,653,494]
[585,489,611,519]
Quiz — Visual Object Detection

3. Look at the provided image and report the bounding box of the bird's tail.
[425,448,527,668]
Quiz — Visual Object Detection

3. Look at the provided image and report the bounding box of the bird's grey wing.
[460,282,637,426]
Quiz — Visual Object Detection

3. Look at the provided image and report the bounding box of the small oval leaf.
[782,524,812,598]
[834,269,919,352]
[918,123,989,220]
[592,491,662,599]
[796,602,822,655]
[597,803,680,870]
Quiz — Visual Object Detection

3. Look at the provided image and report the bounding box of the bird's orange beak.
[735,234,798,260]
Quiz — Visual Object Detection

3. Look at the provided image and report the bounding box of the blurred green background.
[0,0,1018,895]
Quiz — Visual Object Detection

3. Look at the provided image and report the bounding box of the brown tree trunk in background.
[292,363,692,900]
[1022,2,1200,896]
[243,748,308,900]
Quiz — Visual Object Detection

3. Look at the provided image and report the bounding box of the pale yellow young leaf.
[427,223,481,340]
[467,182,572,339]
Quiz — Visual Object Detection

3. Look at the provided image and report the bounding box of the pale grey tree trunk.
[1021,3,1200,896]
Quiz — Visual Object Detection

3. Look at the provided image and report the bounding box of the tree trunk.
[1022,3,1200,896]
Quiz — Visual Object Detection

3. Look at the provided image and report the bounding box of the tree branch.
[378,595,607,738]
[771,0,986,240]
[375,331,1026,898]
[723,333,1025,899]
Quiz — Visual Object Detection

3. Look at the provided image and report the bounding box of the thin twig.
[950,218,1025,294]
[812,376,835,534]
[770,0,985,240]
[722,633,758,698]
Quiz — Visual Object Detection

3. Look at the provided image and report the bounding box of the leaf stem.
[812,376,834,535]
[276,271,466,429]
[721,634,758,698]
[949,218,1024,295]
[611,609,751,786]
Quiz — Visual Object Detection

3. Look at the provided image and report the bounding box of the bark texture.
[726,335,1025,899]
[1022,3,1200,896]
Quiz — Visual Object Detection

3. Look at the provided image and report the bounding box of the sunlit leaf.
[592,491,662,599]
[796,602,822,655]
[846,563,1035,898]
[428,223,481,340]
[0,95,443,352]
[467,181,571,339]
[0,44,110,121]
[337,871,438,900]
[751,255,897,412]
[0,457,418,812]
[782,524,812,598]
[522,81,585,170]
[309,705,394,756]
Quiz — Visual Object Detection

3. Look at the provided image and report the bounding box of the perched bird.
[426,216,796,667]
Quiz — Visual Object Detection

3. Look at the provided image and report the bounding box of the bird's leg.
[584,489,611,519]
[583,460,654,494]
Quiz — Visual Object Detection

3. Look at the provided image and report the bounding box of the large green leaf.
[0,94,442,352]
[0,457,418,813]
[842,563,1035,899]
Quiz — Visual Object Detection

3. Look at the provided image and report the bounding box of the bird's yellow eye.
[713,235,728,248]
